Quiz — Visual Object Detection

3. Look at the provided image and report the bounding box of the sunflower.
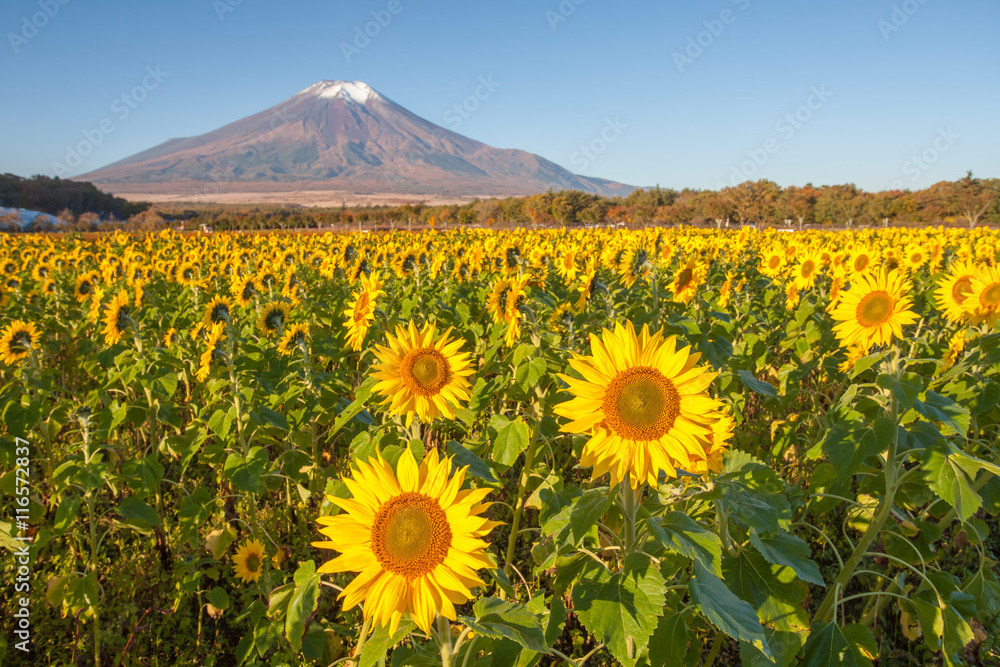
[717,272,734,309]
[313,448,501,634]
[1,320,40,365]
[230,274,257,307]
[257,302,289,336]
[177,261,201,287]
[163,327,179,347]
[939,330,966,374]
[197,322,226,382]
[203,295,232,327]
[549,303,576,334]
[557,245,580,284]
[277,323,309,356]
[792,252,822,290]
[670,258,705,304]
[829,269,918,351]
[102,290,131,346]
[486,275,528,346]
[617,245,650,288]
[74,271,99,303]
[759,247,786,279]
[371,321,474,426]
[233,539,267,584]
[964,265,1000,327]
[344,273,385,352]
[849,247,877,275]
[575,259,600,313]
[935,261,978,323]
[555,320,726,488]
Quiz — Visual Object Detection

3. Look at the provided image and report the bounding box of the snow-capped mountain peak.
[302,81,375,104]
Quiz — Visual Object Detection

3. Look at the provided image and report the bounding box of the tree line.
[3,172,997,232]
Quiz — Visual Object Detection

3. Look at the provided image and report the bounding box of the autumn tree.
[723,180,780,225]
[947,171,998,228]
[776,184,818,230]
[815,184,866,228]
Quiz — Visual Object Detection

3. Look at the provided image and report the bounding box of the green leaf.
[206,586,230,610]
[645,513,723,578]
[922,449,981,523]
[116,496,161,526]
[849,350,888,379]
[446,440,498,483]
[800,621,876,667]
[574,553,666,667]
[0,521,20,552]
[542,488,610,545]
[121,455,165,495]
[224,447,269,495]
[328,377,377,438]
[914,391,970,437]
[947,443,1000,479]
[207,408,232,441]
[738,370,777,398]
[460,597,548,653]
[359,620,416,667]
[749,529,825,587]
[722,550,810,635]
[688,561,772,661]
[823,418,895,480]
[875,372,923,412]
[489,415,530,467]
[647,612,689,667]
[286,560,320,652]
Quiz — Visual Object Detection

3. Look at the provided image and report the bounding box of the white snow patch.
[306,81,375,103]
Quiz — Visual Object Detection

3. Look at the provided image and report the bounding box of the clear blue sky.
[1,0,997,192]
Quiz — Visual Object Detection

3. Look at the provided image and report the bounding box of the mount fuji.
[78,81,635,200]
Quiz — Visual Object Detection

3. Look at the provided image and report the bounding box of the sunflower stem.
[812,349,902,624]
[502,392,546,585]
[620,478,638,556]
[436,615,454,667]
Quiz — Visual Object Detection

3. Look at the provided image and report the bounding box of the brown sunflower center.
[371,492,452,579]
[245,553,261,574]
[768,256,781,269]
[676,267,694,291]
[401,349,450,396]
[982,283,1000,308]
[952,277,972,303]
[854,255,870,272]
[856,290,894,327]
[800,260,816,278]
[603,367,680,441]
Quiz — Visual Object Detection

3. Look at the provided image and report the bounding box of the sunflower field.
[1,225,999,667]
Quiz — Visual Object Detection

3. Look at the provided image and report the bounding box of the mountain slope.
[79,81,634,198]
